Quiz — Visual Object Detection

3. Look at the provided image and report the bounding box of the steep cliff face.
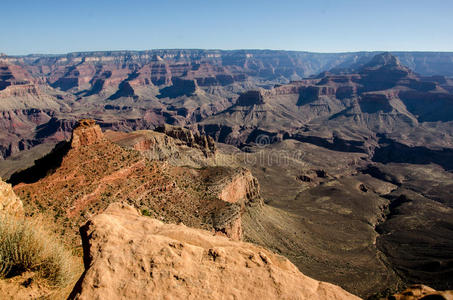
[70,119,105,148]
[0,178,23,216]
[69,202,360,300]
[218,169,262,207]
[215,169,262,240]
[0,62,60,110]
[202,167,263,240]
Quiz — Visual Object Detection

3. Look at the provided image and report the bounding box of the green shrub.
[0,213,78,287]
[141,208,152,217]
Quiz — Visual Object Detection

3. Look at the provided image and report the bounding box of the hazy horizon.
[5,48,453,57]
[1,0,452,55]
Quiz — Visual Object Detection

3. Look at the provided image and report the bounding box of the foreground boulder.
[0,178,23,216]
[69,202,360,300]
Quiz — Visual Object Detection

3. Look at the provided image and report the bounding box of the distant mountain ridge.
[4,49,453,77]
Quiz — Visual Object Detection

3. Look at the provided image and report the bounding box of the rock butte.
[70,119,105,148]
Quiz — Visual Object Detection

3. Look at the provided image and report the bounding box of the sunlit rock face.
[69,202,361,300]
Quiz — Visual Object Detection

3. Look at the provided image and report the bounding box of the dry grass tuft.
[0,213,79,288]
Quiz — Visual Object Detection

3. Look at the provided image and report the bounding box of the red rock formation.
[14,122,261,243]
[69,202,361,300]
[0,61,34,91]
[70,119,105,148]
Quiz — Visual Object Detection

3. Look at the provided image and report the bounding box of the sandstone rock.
[69,202,361,300]
[217,168,262,207]
[387,284,453,300]
[156,124,216,156]
[0,178,23,216]
[70,119,105,148]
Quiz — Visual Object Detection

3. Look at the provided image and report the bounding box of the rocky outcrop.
[105,128,220,170]
[196,74,236,86]
[69,202,360,300]
[0,178,23,216]
[0,84,41,98]
[203,168,263,240]
[70,119,105,148]
[362,52,404,70]
[13,123,260,243]
[155,124,216,155]
[358,93,393,113]
[387,284,453,300]
[216,170,262,240]
[236,90,265,106]
[218,169,262,207]
[105,130,258,241]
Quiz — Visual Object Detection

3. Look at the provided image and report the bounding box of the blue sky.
[1,0,452,55]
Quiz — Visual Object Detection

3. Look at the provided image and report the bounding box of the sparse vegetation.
[141,209,152,217]
[0,213,79,287]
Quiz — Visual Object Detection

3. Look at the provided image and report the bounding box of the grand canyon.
[1,49,453,300]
